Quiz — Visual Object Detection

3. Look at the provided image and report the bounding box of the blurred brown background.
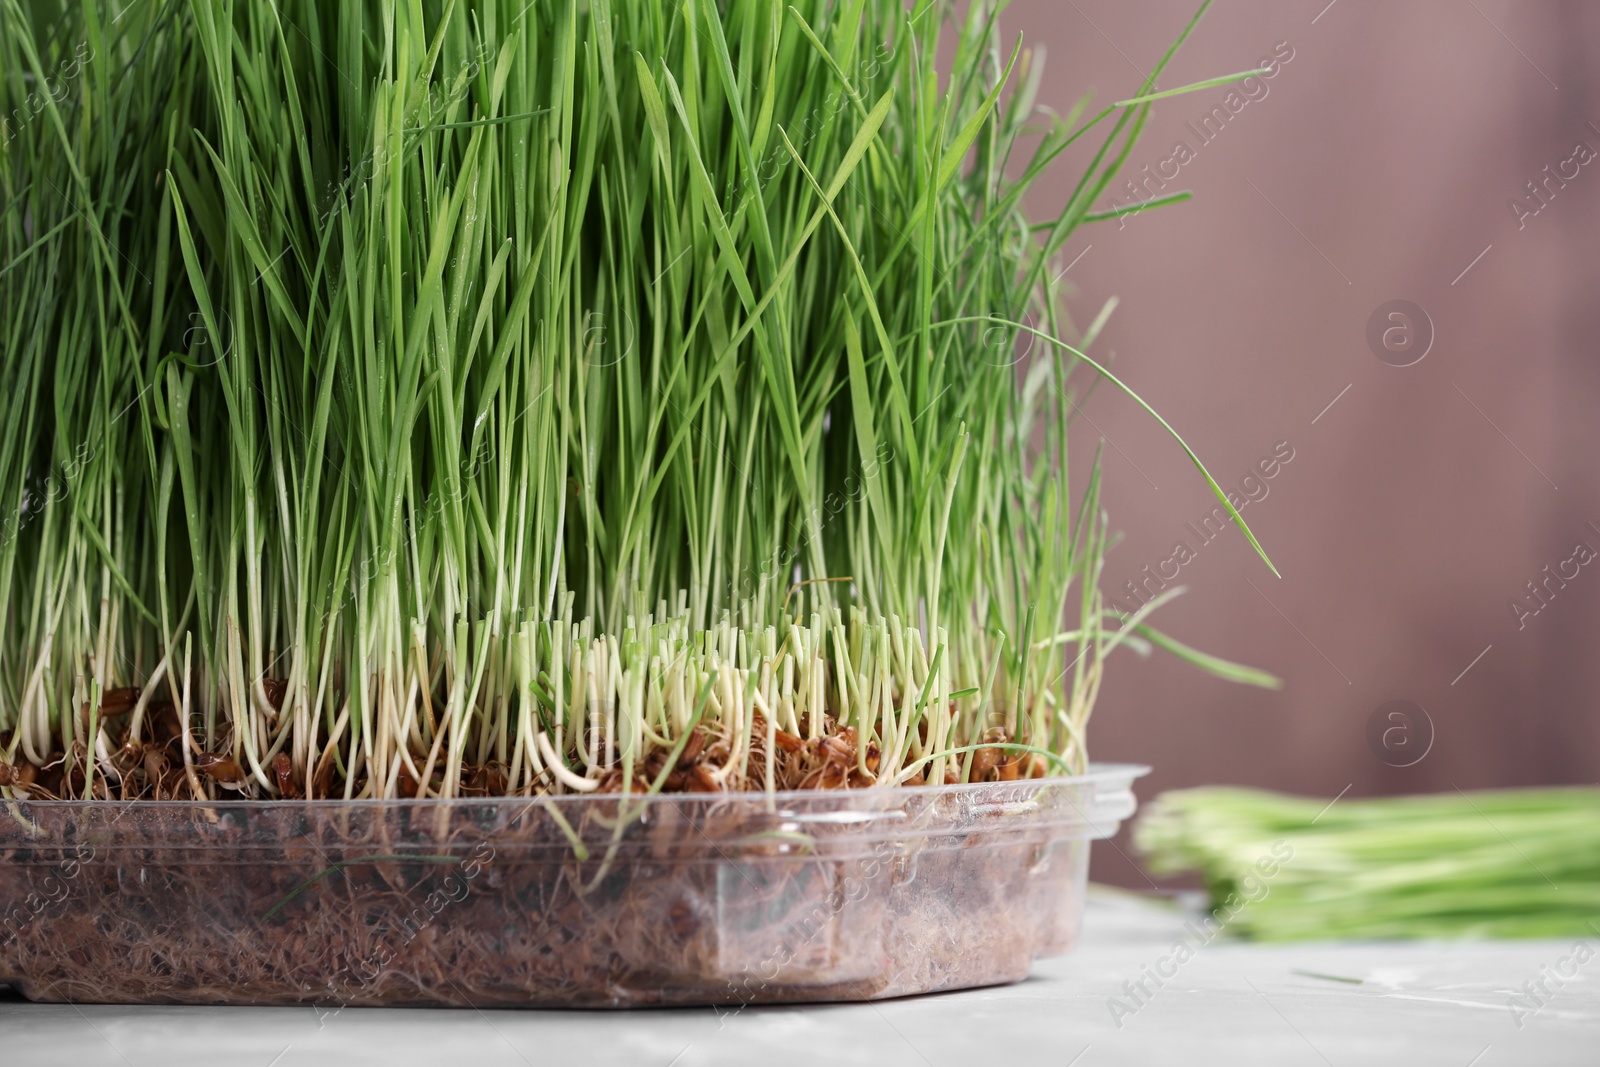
[1000,0,1600,887]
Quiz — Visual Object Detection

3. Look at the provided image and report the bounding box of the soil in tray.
[0,790,1087,1007]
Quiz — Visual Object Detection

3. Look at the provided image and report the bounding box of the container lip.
[5,762,1150,812]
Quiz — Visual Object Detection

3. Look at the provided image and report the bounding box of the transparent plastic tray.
[0,763,1146,1007]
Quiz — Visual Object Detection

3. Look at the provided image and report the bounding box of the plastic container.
[0,763,1146,1007]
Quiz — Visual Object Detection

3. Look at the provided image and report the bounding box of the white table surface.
[4,888,1595,1066]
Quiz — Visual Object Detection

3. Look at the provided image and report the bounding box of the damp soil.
[0,782,1091,1007]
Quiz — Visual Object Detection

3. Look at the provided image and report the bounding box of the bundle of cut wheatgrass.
[0,0,1273,802]
[1137,786,1600,939]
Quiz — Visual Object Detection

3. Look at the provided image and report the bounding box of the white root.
[537,730,598,792]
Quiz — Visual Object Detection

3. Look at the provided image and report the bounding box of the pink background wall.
[1000,0,1600,886]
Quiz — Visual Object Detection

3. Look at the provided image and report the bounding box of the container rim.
[4,762,1150,812]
